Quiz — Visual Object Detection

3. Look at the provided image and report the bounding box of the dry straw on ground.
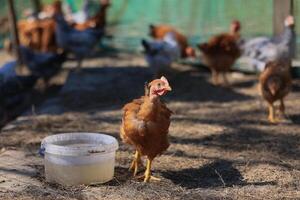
[0,52,300,200]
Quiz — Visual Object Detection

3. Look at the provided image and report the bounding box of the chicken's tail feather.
[141,39,150,51]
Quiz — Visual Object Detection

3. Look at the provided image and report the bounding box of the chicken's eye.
[157,83,161,88]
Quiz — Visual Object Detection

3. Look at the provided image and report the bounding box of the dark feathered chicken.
[259,60,292,123]
[53,1,103,71]
[19,45,66,84]
[0,75,38,110]
[0,74,38,126]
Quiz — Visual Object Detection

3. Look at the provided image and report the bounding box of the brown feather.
[149,24,189,57]
[259,60,292,103]
[198,33,241,72]
[120,95,172,160]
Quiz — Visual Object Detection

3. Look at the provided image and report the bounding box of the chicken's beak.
[165,85,172,91]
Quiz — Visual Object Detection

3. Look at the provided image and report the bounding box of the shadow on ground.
[36,67,253,115]
[170,123,300,160]
[168,70,253,102]
[161,159,276,189]
[289,114,300,124]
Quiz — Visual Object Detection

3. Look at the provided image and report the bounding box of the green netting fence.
[0,0,300,55]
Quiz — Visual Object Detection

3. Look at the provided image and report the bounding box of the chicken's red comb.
[231,20,241,31]
[160,76,169,85]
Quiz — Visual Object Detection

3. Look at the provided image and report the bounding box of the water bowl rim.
[41,132,119,156]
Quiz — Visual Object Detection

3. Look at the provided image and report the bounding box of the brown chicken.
[73,0,111,31]
[149,24,195,58]
[18,19,43,50]
[16,0,58,53]
[17,19,57,53]
[120,76,172,182]
[197,20,241,86]
[39,19,57,52]
[259,60,292,123]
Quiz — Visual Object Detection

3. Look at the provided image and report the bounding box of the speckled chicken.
[120,76,172,182]
[259,60,292,123]
[198,20,241,86]
[242,16,295,72]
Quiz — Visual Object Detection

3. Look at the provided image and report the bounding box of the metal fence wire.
[0,0,300,55]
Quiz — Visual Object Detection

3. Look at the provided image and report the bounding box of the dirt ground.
[0,52,300,200]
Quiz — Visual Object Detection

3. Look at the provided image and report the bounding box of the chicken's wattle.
[155,89,167,96]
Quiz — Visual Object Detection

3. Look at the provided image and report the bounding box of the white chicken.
[241,16,295,72]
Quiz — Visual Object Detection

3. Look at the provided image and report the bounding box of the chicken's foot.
[129,150,143,176]
[143,158,160,182]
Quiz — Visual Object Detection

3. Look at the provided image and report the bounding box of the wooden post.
[273,0,293,35]
[273,0,296,58]
[31,0,41,15]
[7,0,22,65]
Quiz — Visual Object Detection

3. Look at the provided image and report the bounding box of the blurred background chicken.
[120,76,172,182]
[242,16,295,72]
[0,74,38,123]
[64,0,91,24]
[198,20,241,86]
[11,2,57,53]
[18,19,43,51]
[11,0,110,54]
[38,19,57,52]
[259,60,292,123]
[73,0,111,32]
[53,0,104,71]
[19,45,66,86]
[141,32,181,78]
[19,19,57,53]
[149,24,195,58]
[0,61,17,82]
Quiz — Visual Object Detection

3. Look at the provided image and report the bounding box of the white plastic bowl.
[40,133,119,186]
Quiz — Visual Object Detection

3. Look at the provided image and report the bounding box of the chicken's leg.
[129,150,143,176]
[144,158,160,182]
[222,72,229,87]
[211,70,219,85]
[279,98,285,116]
[268,103,277,123]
